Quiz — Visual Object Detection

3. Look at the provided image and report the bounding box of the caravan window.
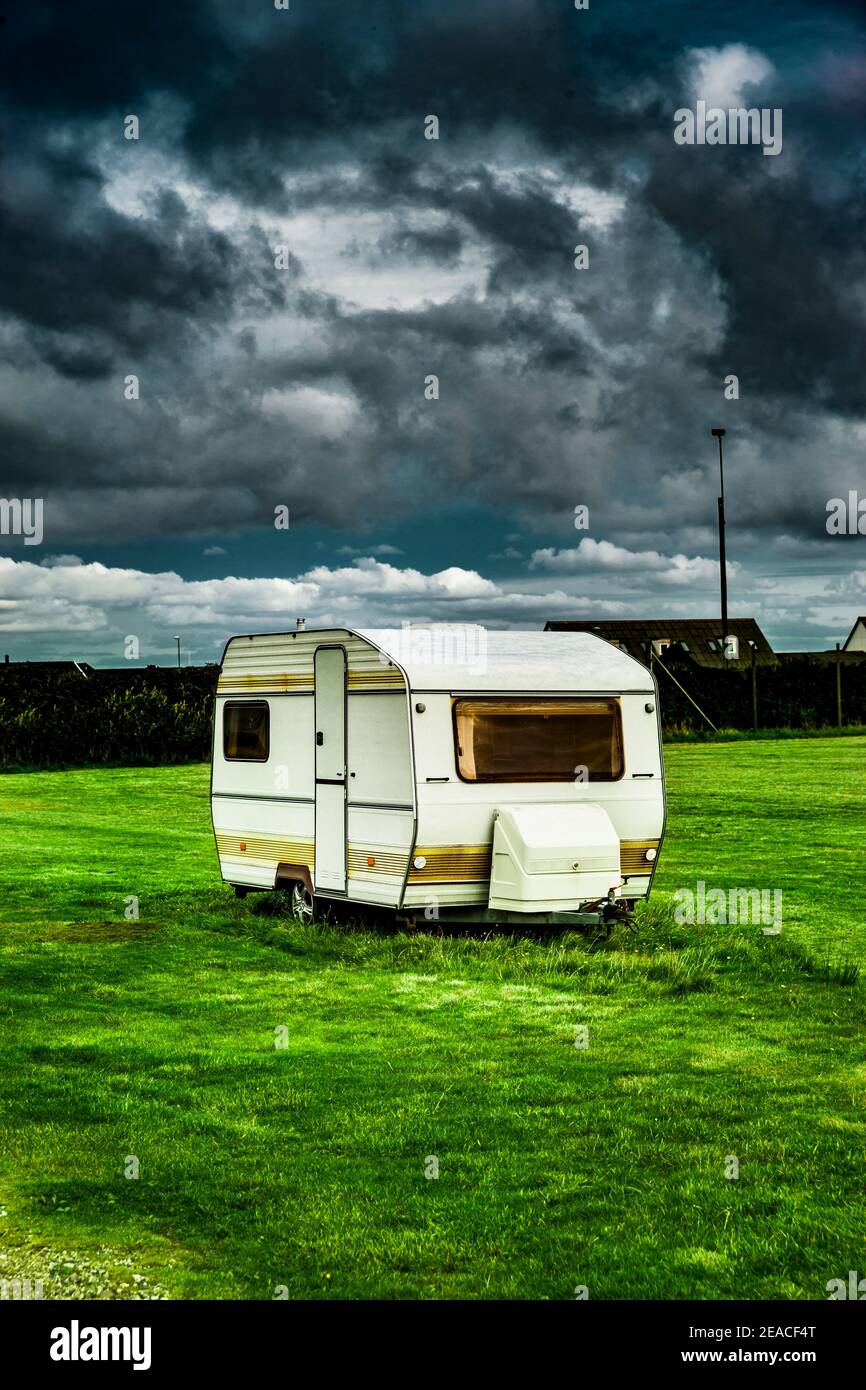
[223,701,269,761]
[453,698,624,783]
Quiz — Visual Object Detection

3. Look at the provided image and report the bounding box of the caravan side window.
[223,701,270,761]
[453,698,624,783]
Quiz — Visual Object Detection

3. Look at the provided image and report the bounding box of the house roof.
[842,617,866,650]
[543,618,774,670]
[0,660,93,673]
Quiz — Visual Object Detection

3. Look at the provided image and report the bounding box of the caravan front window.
[223,701,270,761]
[453,698,623,783]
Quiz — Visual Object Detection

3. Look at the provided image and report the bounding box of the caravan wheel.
[291,882,316,924]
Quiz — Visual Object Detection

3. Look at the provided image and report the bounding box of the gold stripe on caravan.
[407,846,493,883]
[346,668,405,689]
[217,673,314,694]
[619,840,660,875]
[346,847,410,878]
[215,834,314,866]
[217,669,403,693]
[216,834,410,878]
[407,839,662,883]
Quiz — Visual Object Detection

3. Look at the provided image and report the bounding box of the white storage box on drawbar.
[488,803,621,913]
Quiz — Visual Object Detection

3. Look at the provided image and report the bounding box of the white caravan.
[210,626,665,929]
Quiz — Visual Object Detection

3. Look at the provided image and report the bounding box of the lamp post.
[711,428,728,655]
[174,635,181,670]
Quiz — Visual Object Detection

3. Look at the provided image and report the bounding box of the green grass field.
[0,739,864,1300]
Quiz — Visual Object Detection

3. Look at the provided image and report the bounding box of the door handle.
[316,732,324,745]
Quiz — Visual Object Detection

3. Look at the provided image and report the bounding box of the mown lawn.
[0,740,864,1300]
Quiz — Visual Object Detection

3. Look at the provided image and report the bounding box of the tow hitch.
[582,888,638,941]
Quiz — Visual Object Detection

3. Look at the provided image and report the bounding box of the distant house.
[1,658,93,674]
[843,618,866,652]
[543,618,775,670]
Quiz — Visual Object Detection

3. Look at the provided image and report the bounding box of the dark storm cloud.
[372,224,464,266]
[644,147,866,417]
[0,2,709,201]
[0,0,229,116]
[0,132,290,371]
[0,0,863,555]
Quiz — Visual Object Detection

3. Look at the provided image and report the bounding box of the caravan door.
[314,645,347,893]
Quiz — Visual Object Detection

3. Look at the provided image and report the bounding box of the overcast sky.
[0,0,864,664]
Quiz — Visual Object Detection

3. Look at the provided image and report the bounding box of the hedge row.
[0,656,862,769]
[653,655,865,733]
[0,667,217,768]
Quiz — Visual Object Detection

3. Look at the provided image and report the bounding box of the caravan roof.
[356,628,654,692]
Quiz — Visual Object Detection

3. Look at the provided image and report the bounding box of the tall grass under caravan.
[210,625,666,930]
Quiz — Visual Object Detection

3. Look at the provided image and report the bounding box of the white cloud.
[0,544,853,664]
[0,554,619,661]
[260,384,364,440]
[688,45,775,110]
[530,537,737,585]
[304,558,499,600]
[39,554,84,568]
[271,202,488,311]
